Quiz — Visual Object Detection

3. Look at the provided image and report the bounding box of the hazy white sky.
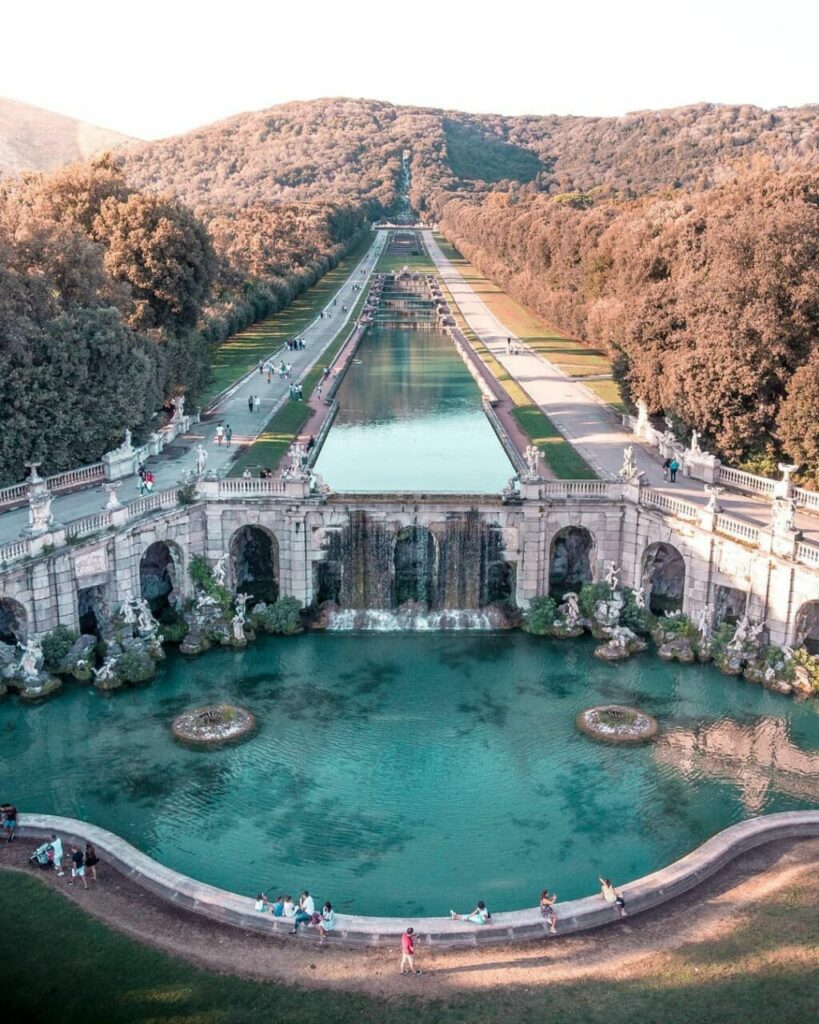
[4,0,817,139]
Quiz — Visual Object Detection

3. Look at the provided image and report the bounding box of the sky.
[4,0,817,140]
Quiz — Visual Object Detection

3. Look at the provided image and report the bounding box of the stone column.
[52,552,80,631]
[516,500,544,607]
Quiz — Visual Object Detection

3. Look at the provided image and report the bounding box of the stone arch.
[794,601,819,655]
[139,541,183,613]
[642,542,686,615]
[393,525,437,607]
[0,597,27,645]
[549,526,594,600]
[230,525,279,603]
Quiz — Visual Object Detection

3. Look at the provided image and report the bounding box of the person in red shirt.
[401,927,420,975]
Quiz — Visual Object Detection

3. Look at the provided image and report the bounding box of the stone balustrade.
[14,810,819,948]
[0,462,105,512]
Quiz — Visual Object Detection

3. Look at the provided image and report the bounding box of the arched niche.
[0,597,27,645]
[642,542,686,615]
[230,525,279,604]
[139,541,182,613]
[549,526,594,600]
[794,601,819,655]
[394,526,437,607]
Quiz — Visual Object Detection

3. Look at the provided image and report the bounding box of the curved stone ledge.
[16,811,819,947]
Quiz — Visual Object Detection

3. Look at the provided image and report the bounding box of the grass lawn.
[1,869,817,1024]
[433,233,620,391]
[200,232,374,407]
[228,277,373,477]
[512,405,597,479]
[375,250,437,273]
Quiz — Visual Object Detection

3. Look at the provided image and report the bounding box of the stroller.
[29,840,54,870]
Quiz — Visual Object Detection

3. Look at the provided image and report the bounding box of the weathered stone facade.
[1,488,818,646]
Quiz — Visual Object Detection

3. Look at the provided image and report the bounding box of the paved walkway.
[425,231,819,545]
[0,233,386,543]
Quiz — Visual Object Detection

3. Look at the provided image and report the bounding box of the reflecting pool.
[314,326,513,492]
[3,632,817,917]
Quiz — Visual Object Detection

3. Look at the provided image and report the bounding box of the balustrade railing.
[795,541,819,567]
[716,466,777,497]
[0,538,30,565]
[65,511,112,539]
[641,488,701,521]
[0,462,105,511]
[794,487,819,512]
[713,513,761,546]
[126,488,178,517]
[217,478,287,496]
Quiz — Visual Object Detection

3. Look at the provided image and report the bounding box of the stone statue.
[524,445,540,480]
[196,591,218,610]
[120,600,137,626]
[231,611,246,642]
[770,497,796,535]
[747,620,766,644]
[633,586,646,610]
[501,477,518,501]
[235,592,250,618]
[171,395,185,422]
[134,598,158,637]
[617,445,641,482]
[194,444,208,478]
[704,485,723,513]
[694,603,713,642]
[212,553,228,588]
[27,491,54,536]
[93,657,117,684]
[119,429,133,452]
[635,399,650,432]
[605,562,620,591]
[17,637,43,681]
[563,592,581,625]
[730,616,750,647]
[690,430,701,455]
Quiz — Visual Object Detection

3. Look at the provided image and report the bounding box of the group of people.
[662,456,681,482]
[136,465,155,494]
[255,890,336,941]
[214,423,233,447]
[284,337,306,351]
[29,833,100,889]
[247,395,262,413]
[505,336,524,355]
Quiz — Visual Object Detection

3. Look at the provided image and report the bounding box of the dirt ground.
[2,834,818,999]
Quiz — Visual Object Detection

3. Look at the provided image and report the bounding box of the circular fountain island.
[172,704,255,746]
[576,704,658,744]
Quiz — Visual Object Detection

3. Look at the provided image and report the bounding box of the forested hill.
[120,97,819,211]
[0,97,134,176]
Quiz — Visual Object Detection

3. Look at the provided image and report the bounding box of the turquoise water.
[315,326,513,492]
[2,632,817,916]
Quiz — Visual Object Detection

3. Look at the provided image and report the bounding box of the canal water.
[4,632,817,917]
[314,326,513,492]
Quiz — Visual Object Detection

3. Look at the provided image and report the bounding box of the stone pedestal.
[103,445,138,482]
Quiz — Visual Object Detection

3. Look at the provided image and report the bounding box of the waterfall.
[324,607,507,631]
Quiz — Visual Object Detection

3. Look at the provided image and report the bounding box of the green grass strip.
[2,870,818,1024]
[512,405,597,479]
[200,232,374,407]
[228,273,373,476]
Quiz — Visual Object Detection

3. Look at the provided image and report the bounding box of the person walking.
[258,360,264,375]
[215,424,224,446]
[68,846,88,889]
[84,842,99,882]
[400,927,421,974]
[599,877,627,917]
[662,457,671,481]
[669,458,680,483]
[224,424,233,448]
[247,395,254,414]
[253,395,261,413]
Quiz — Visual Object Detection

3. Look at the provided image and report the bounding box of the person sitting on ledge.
[282,895,296,921]
[450,900,491,924]
[317,901,335,941]
[290,890,315,933]
[599,877,627,917]
[0,803,17,843]
[539,889,558,933]
[270,895,284,917]
[254,892,271,913]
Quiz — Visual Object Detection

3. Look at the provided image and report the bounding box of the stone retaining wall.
[17,810,819,948]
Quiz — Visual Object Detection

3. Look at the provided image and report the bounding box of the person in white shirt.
[290,890,315,933]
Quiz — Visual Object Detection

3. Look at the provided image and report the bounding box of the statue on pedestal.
[194,444,208,478]
[689,430,701,455]
[119,429,134,453]
[524,444,541,481]
[618,445,640,482]
[212,553,228,588]
[27,491,54,536]
[770,497,796,535]
[93,658,117,684]
[171,395,185,423]
[633,586,646,610]
[704,485,723,513]
[17,637,43,682]
[605,562,620,591]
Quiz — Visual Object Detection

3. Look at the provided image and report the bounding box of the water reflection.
[654,717,819,813]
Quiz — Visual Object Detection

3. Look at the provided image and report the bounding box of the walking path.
[425,231,819,545]
[0,233,385,543]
